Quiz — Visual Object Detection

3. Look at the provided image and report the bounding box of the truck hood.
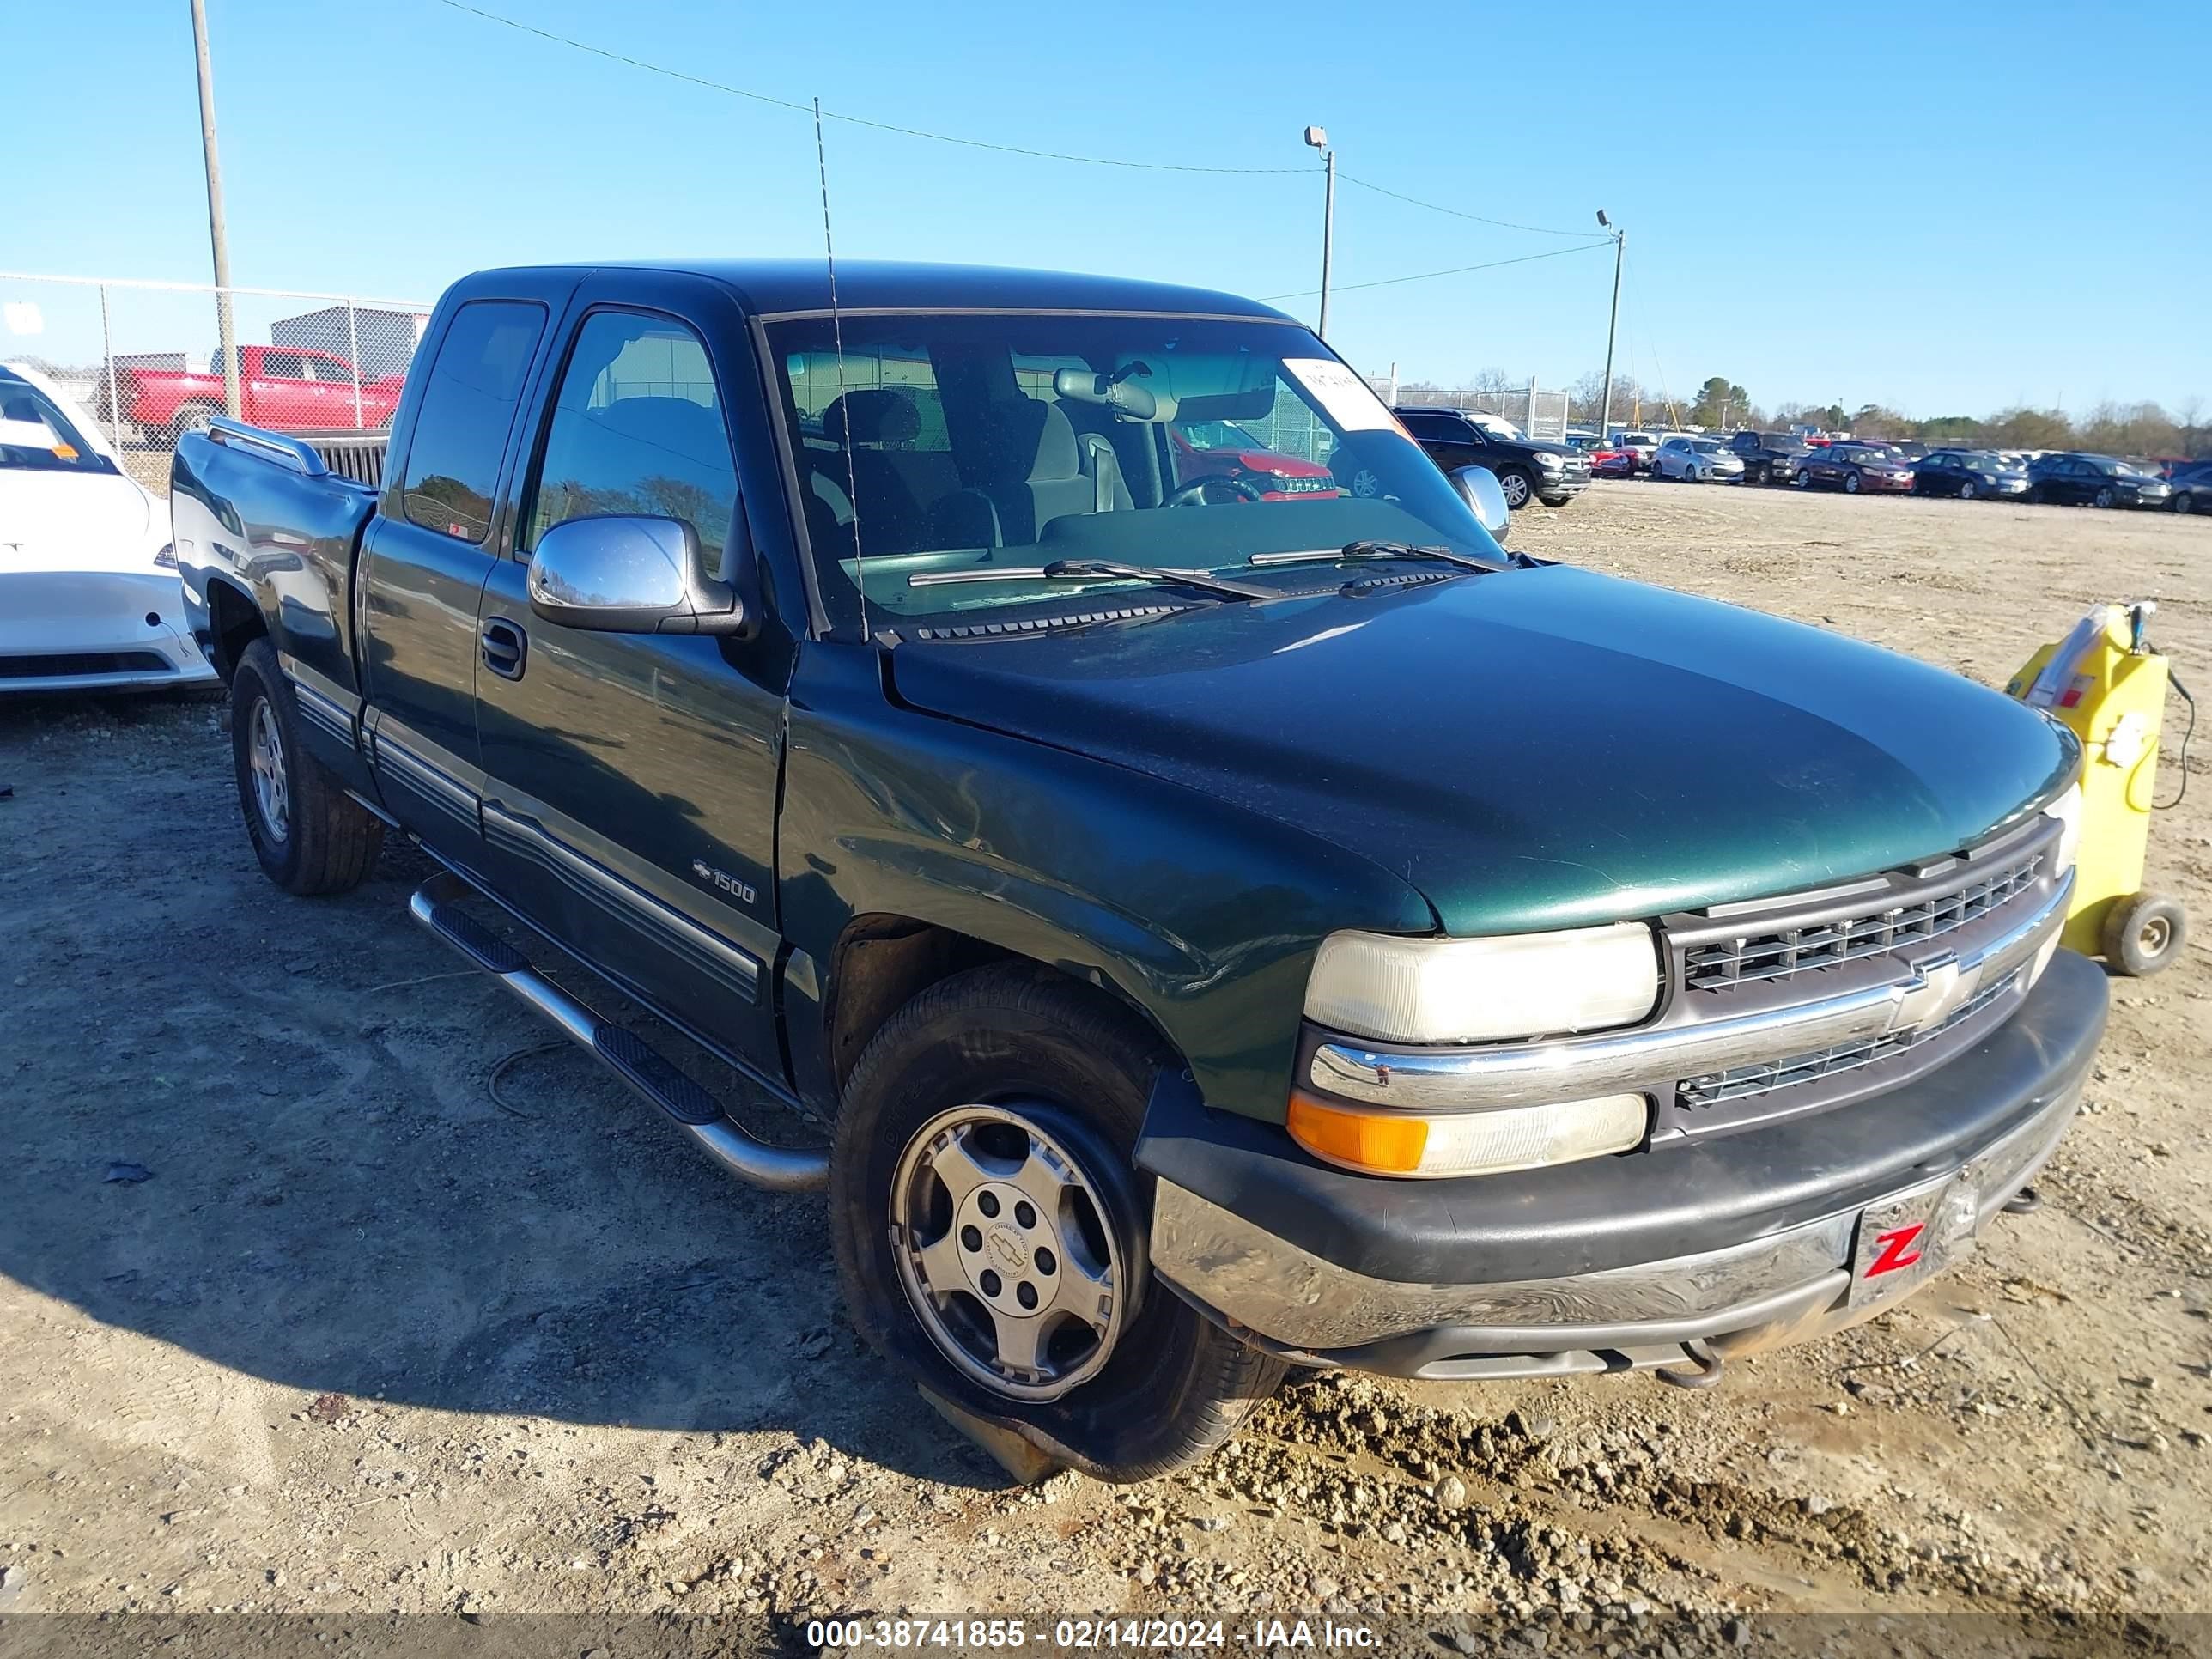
[887,565,2075,935]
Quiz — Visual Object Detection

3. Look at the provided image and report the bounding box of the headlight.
[1304,923,1661,1044]
[2043,782,2081,875]
[1535,452,1564,469]
[1289,1091,1650,1179]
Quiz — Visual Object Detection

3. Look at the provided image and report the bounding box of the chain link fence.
[1,272,431,491]
[1367,377,1576,442]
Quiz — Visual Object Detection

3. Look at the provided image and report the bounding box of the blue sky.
[9,0,2206,420]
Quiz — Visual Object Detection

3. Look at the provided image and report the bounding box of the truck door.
[356,295,554,868]
[472,288,788,1077]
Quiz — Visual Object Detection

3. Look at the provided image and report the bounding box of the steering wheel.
[1165,475,1267,507]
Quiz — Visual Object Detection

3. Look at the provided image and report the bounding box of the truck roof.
[464,259,1298,322]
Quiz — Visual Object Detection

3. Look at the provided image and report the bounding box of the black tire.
[2176,492,2195,515]
[1960,479,1978,501]
[1497,467,1534,510]
[1843,471,1862,495]
[2027,483,2045,504]
[2102,892,2186,976]
[2094,486,2117,509]
[230,638,384,896]
[829,963,1285,1482]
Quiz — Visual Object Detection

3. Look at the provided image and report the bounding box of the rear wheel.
[230,639,384,896]
[168,400,223,441]
[830,963,1284,1482]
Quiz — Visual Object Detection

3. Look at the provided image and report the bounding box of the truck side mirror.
[1447,465,1512,542]
[527,514,758,639]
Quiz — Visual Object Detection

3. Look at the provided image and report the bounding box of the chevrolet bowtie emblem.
[1890,951,1981,1033]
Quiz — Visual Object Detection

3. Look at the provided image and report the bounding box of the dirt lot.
[3,481,2209,1650]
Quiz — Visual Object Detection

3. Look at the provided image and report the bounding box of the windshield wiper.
[908,558,1272,601]
[1249,539,1505,574]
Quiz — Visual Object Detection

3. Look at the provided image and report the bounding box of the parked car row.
[1570,423,2196,513]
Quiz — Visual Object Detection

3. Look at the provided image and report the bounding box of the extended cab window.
[400,300,546,544]
[523,311,739,568]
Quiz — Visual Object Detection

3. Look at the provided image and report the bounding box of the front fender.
[778,642,1434,1124]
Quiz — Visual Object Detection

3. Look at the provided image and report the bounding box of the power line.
[433,0,1306,174]
[1262,240,1613,301]
[1335,174,1591,239]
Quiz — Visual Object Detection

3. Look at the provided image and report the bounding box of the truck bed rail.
[206,417,389,489]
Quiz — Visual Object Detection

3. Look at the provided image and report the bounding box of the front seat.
[973,398,1117,545]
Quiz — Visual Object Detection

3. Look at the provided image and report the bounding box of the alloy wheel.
[247,697,289,842]
[890,1103,1127,1403]
[1500,472,1532,508]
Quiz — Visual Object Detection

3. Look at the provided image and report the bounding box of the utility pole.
[1595,210,1624,441]
[190,0,240,421]
[1305,126,1334,340]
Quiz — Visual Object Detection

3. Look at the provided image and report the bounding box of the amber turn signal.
[1287,1091,1429,1175]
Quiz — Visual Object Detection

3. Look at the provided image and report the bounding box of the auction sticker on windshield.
[1284,358,1399,432]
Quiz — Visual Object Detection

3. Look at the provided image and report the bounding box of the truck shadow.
[0,699,1012,1489]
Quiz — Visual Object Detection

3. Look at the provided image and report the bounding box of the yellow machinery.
[2006,601,2192,975]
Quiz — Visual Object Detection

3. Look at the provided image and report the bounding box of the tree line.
[1559,371,2207,458]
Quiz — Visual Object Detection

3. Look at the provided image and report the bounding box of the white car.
[1653,434,1747,483]
[1,362,214,694]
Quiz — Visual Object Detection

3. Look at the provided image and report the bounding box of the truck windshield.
[764,313,1504,632]
[0,372,118,476]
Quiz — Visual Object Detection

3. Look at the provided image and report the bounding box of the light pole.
[1304,125,1334,340]
[190,0,240,421]
[1595,210,1624,442]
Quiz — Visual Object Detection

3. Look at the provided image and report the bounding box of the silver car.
[1654,435,1747,483]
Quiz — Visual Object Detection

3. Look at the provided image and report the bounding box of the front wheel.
[1844,471,1862,494]
[2177,492,2197,515]
[2094,486,2117,509]
[230,639,384,895]
[1498,468,1534,509]
[829,964,1285,1482]
[1960,479,1978,500]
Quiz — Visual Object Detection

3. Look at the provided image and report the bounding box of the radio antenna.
[814,95,869,642]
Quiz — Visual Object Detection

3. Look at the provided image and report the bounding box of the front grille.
[1680,969,2021,1108]
[1682,847,2044,991]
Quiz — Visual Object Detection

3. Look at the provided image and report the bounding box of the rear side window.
[524,310,738,568]
[402,300,547,544]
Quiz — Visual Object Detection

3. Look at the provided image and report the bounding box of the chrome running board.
[407,870,829,1192]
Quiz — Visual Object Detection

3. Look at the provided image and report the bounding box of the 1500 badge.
[692,860,757,906]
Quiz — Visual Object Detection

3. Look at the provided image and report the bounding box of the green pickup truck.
[172,260,2104,1481]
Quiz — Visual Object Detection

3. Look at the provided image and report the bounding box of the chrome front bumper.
[1152,1076,2077,1377]
[1140,946,2106,1382]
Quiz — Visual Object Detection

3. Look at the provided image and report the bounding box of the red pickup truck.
[105,345,405,440]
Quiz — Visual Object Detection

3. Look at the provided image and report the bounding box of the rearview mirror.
[528,514,757,638]
[1447,465,1512,542]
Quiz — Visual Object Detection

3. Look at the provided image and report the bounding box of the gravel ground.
[3,480,2209,1650]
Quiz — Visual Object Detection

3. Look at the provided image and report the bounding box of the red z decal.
[1866,1224,1926,1277]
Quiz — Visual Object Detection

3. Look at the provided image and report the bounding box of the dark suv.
[1724,430,1812,486]
[2028,454,2175,509]
[1395,405,1589,509]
